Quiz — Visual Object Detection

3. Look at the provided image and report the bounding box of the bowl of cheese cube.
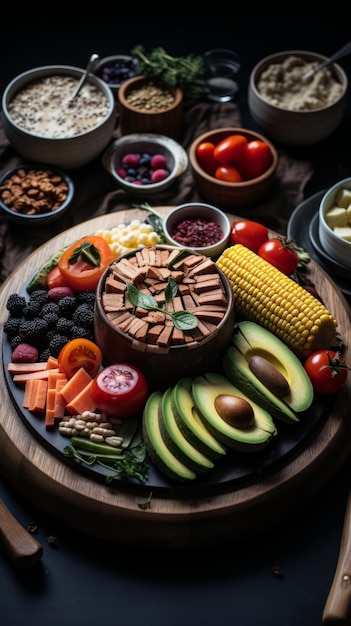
[319,177,351,269]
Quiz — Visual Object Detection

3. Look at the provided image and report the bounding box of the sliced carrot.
[29,379,48,413]
[13,368,61,383]
[46,356,59,370]
[65,380,97,415]
[8,362,48,373]
[45,389,57,428]
[23,379,37,408]
[53,378,68,420]
[59,367,93,404]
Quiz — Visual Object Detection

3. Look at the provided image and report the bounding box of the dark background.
[1,16,351,626]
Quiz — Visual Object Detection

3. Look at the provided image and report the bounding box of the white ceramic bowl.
[163,202,231,258]
[319,177,351,269]
[0,163,74,226]
[102,133,188,195]
[1,65,116,169]
[248,50,348,146]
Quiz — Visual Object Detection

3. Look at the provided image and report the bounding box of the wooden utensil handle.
[323,491,351,623]
[0,499,43,568]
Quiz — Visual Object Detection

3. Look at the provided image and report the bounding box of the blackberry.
[49,334,69,358]
[58,296,78,317]
[23,300,42,319]
[70,325,93,340]
[6,293,27,316]
[29,290,48,305]
[10,335,23,350]
[40,302,60,317]
[76,290,96,305]
[39,348,51,362]
[3,317,22,338]
[19,318,49,348]
[42,312,59,328]
[72,304,94,329]
[56,317,74,335]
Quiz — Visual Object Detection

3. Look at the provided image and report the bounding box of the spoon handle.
[323,491,351,623]
[305,40,351,78]
[71,53,100,100]
[0,499,43,568]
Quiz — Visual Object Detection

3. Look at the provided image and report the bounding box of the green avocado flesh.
[223,321,314,424]
[142,391,196,482]
[171,378,227,459]
[161,388,214,472]
[192,372,277,450]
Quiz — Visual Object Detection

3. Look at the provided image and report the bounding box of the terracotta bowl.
[189,127,278,209]
[94,245,235,389]
[1,65,116,169]
[117,75,183,140]
[248,50,348,146]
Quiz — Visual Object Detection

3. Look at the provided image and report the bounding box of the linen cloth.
[0,101,314,284]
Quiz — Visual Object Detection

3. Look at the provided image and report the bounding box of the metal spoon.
[304,40,351,79]
[70,53,100,100]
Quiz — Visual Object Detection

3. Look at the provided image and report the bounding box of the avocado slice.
[160,388,215,472]
[223,321,314,424]
[171,378,227,460]
[192,372,277,451]
[142,391,196,482]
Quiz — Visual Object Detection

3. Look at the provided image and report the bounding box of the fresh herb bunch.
[131,45,206,102]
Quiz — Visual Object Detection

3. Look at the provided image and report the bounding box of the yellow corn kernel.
[216,244,338,359]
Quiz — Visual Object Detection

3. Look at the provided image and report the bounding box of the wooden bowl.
[117,75,183,140]
[189,127,278,209]
[94,245,235,390]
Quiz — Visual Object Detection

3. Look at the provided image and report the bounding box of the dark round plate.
[309,213,351,280]
[287,190,351,297]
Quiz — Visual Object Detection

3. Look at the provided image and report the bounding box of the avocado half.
[192,372,277,451]
[223,321,314,424]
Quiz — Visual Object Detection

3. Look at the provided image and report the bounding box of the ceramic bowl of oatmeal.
[162,202,231,258]
[1,65,116,169]
[248,50,348,146]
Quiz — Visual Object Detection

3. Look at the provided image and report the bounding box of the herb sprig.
[127,278,198,331]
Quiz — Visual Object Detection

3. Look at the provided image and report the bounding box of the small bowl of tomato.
[188,127,278,209]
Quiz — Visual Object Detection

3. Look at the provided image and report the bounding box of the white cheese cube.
[346,205,351,225]
[334,188,351,208]
[325,206,348,228]
[334,225,351,242]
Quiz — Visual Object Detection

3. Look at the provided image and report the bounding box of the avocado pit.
[214,394,255,429]
[248,355,290,397]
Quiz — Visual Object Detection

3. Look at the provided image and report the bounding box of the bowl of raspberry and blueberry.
[102,133,188,195]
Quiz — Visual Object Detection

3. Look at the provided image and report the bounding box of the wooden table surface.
[1,206,351,550]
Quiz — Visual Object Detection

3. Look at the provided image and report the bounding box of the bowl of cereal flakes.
[1,65,116,169]
[0,164,74,226]
[248,50,348,145]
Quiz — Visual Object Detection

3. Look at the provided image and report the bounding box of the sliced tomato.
[90,363,149,418]
[58,338,103,378]
[58,235,114,292]
[46,265,69,290]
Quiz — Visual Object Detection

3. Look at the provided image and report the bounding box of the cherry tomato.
[230,219,269,252]
[304,350,349,394]
[213,134,247,164]
[58,338,103,378]
[238,140,273,180]
[90,363,149,418]
[195,141,218,176]
[257,238,299,275]
[58,235,114,292]
[46,265,69,290]
[215,164,243,183]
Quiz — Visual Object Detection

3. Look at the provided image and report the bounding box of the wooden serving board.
[1,206,351,550]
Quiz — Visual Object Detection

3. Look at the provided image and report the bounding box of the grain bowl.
[248,50,348,145]
[0,163,74,226]
[162,203,231,257]
[319,177,351,269]
[1,65,116,169]
[117,75,183,140]
[94,245,235,389]
[102,133,188,195]
[189,127,278,209]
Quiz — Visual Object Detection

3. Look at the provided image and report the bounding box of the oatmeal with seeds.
[257,55,344,111]
[8,75,111,138]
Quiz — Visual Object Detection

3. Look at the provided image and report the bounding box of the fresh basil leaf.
[172,310,198,330]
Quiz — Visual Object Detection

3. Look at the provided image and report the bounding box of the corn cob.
[216,244,338,359]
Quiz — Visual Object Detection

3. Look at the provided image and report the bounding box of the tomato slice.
[46,265,70,290]
[58,235,114,292]
[58,338,103,378]
[90,363,149,418]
